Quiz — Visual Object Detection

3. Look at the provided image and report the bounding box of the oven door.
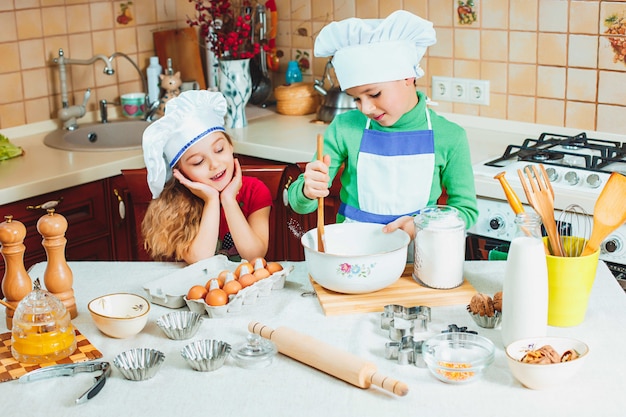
[466,233,511,261]
[466,233,626,290]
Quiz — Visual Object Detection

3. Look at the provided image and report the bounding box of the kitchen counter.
[0,107,324,205]
[2,259,624,417]
[3,105,625,206]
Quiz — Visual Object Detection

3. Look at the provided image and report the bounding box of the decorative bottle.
[500,212,548,347]
[285,60,303,85]
[147,56,162,104]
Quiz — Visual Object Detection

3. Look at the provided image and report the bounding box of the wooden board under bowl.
[310,265,476,316]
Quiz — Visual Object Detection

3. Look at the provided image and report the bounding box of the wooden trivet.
[0,329,103,383]
[311,265,477,316]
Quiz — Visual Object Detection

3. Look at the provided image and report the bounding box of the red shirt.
[218,176,273,258]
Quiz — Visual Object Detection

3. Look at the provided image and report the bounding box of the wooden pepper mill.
[0,215,33,330]
[36,208,77,318]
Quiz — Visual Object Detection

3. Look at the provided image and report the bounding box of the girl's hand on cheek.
[221,159,242,203]
[303,155,331,199]
[173,168,218,202]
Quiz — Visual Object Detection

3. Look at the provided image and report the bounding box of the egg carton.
[184,265,290,318]
[143,255,290,313]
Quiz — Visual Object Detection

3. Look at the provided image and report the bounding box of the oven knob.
[545,167,559,182]
[489,216,505,231]
[602,238,621,254]
[586,174,601,189]
[564,171,579,186]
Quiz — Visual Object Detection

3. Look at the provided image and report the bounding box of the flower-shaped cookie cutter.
[384,335,426,367]
[380,304,431,341]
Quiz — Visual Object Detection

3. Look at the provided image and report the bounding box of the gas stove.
[468,131,626,287]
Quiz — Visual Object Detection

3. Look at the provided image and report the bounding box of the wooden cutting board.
[310,265,476,316]
[153,27,206,89]
[0,329,102,383]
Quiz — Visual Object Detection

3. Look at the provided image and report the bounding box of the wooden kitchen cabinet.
[0,176,134,298]
[118,156,342,264]
[236,156,342,262]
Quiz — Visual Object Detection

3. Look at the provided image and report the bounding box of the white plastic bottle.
[500,213,549,347]
[146,56,162,104]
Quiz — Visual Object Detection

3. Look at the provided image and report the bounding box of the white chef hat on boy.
[314,10,436,90]
[142,90,227,199]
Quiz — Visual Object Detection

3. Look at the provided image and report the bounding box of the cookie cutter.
[385,335,426,367]
[380,304,431,341]
[441,324,477,335]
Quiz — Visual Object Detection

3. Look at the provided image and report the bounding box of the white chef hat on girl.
[314,10,437,90]
[142,90,227,199]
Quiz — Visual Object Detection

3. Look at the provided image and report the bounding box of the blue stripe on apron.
[359,129,435,156]
[339,202,421,224]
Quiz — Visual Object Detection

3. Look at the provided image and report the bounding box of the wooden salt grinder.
[37,209,77,318]
[0,215,33,329]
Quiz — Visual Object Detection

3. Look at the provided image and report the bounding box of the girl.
[288,10,478,240]
[142,90,272,263]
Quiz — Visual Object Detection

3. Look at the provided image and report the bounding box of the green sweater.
[288,91,478,228]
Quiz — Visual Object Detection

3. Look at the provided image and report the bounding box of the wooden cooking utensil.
[495,171,549,254]
[517,164,565,256]
[248,321,409,396]
[494,172,525,214]
[582,172,626,256]
[316,134,326,253]
[0,299,16,311]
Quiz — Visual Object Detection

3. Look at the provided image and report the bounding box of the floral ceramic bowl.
[301,222,410,294]
[88,293,150,339]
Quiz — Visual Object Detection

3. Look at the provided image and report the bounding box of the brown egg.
[187,285,208,300]
[253,268,271,281]
[238,273,256,288]
[266,262,283,274]
[205,276,224,290]
[234,262,253,279]
[217,269,231,281]
[223,279,243,296]
[251,257,267,269]
[205,288,228,306]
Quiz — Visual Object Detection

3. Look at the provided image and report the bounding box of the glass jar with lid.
[11,279,76,364]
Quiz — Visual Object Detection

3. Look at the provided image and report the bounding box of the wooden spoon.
[582,172,626,256]
[316,134,326,253]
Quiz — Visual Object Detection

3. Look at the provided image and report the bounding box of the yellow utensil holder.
[545,237,600,327]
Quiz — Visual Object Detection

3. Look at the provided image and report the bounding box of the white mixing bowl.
[301,222,410,294]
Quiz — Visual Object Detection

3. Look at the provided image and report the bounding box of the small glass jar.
[11,279,76,364]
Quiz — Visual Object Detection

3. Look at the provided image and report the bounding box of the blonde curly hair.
[141,132,236,261]
[141,179,207,261]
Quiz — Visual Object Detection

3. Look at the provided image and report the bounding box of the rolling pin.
[248,321,409,396]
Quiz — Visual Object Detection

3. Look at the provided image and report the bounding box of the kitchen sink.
[44,120,149,152]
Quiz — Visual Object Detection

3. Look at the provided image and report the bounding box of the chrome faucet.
[53,48,115,130]
[106,52,159,122]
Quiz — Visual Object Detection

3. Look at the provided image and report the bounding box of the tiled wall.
[1,0,625,135]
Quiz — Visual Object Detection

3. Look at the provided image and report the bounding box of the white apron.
[339,108,435,224]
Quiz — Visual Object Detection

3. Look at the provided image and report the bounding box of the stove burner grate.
[484,131,626,172]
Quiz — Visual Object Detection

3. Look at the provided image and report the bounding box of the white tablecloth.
[3,260,625,417]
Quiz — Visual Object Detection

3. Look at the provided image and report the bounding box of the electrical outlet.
[431,76,452,101]
[431,76,490,105]
[451,78,469,102]
[468,79,490,105]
